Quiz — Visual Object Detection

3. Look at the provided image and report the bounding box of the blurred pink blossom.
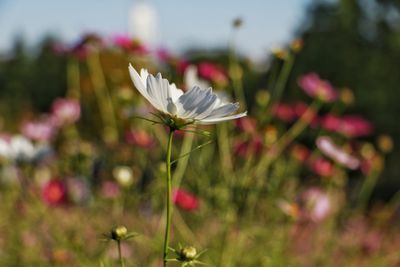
[316,136,360,169]
[198,62,228,85]
[70,33,103,60]
[112,35,148,54]
[340,115,374,137]
[42,179,67,206]
[235,117,257,134]
[290,144,311,163]
[320,114,373,138]
[272,102,296,122]
[125,128,155,148]
[51,98,81,126]
[298,73,338,102]
[21,118,56,142]
[101,181,121,199]
[302,187,332,222]
[66,177,90,204]
[172,188,200,212]
[309,157,335,177]
[233,135,263,158]
[293,101,318,126]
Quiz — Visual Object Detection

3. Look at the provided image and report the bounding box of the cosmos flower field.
[0,32,399,267]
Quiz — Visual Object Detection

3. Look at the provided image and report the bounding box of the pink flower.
[298,73,338,102]
[233,135,263,158]
[272,102,296,122]
[156,47,172,62]
[235,117,257,134]
[340,115,373,137]
[198,62,228,85]
[293,101,318,126]
[101,181,121,199]
[21,117,56,142]
[290,144,311,163]
[320,114,341,131]
[42,179,67,206]
[112,35,148,54]
[156,48,189,74]
[51,98,81,126]
[316,136,360,169]
[320,114,373,138]
[70,33,103,60]
[301,187,331,222]
[172,189,200,211]
[310,157,335,177]
[125,129,154,148]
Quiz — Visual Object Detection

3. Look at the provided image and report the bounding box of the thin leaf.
[171,140,213,165]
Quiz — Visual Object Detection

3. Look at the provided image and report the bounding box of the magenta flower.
[233,135,263,158]
[21,118,56,142]
[316,136,360,169]
[309,157,335,177]
[320,114,373,138]
[234,117,257,134]
[101,181,121,199]
[198,62,228,85]
[298,73,338,102]
[125,128,154,148]
[272,102,296,122]
[51,98,81,126]
[70,33,103,60]
[41,179,67,206]
[112,35,148,54]
[340,115,373,137]
[172,189,200,212]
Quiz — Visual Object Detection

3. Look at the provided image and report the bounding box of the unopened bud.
[111,226,127,241]
[180,246,197,261]
[291,39,303,52]
[272,48,288,60]
[232,17,243,29]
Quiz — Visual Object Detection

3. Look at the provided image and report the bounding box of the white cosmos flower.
[129,64,247,127]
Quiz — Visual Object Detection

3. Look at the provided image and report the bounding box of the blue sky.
[0,0,313,59]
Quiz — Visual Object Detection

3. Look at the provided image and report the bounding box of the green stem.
[163,129,174,266]
[66,57,81,99]
[87,50,119,143]
[117,241,125,267]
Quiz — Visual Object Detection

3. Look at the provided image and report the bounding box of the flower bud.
[232,17,243,29]
[291,39,303,53]
[272,48,288,60]
[339,87,354,106]
[180,246,197,261]
[111,226,128,241]
[377,134,393,154]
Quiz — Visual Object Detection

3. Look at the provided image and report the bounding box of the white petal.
[202,102,240,119]
[197,112,248,125]
[176,86,216,119]
[128,64,149,100]
[169,83,184,102]
[146,74,169,113]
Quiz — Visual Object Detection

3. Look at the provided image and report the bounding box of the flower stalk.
[164,128,175,266]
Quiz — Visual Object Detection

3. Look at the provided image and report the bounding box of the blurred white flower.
[10,135,36,161]
[0,135,53,163]
[113,166,134,187]
[129,64,247,127]
[316,136,360,170]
